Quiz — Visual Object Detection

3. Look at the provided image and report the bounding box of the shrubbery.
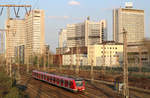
[0,70,26,98]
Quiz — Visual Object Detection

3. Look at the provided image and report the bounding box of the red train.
[32,70,85,92]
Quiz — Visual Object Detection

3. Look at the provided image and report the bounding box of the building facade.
[113,8,145,45]
[5,18,25,60]
[88,42,123,67]
[62,54,88,66]
[66,18,107,47]
[59,29,67,48]
[127,45,150,67]
[25,9,45,64]
[15,45,25,64]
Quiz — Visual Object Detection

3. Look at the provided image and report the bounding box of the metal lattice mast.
[0,4,31,74]
[70,48,73,70]
[103,43,106,73]
[91,59,94,83]
[123,28,129,98]
[76,46,79,75]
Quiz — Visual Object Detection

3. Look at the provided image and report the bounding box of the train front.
[75,79,85,91]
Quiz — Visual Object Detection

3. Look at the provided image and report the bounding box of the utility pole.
[43,52,46,71]
[103,43,106,74]
[123,28,129,98]
[70,48,73,70]
[76,46,79,76]
[91,59,94,83]
[139,48,142,73]
[9,58,12,77]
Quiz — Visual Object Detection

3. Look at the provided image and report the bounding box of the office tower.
[113,5,144,45]
[5,18,25,59]
[59,29,67,48]
[66,18,107,47]
[67,23,85,47]
[85,19,107,46]
[25,9,45,63]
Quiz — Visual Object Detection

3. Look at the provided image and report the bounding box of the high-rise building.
[113,6,145,45]
[5,18,25,60]
[85,19,107,46]
[67,23,85,47]
[66,18,107,47]
[25,9,45,63]
[59,29,67,48]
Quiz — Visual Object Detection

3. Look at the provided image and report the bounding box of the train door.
[44,74,47,80]
[65,80,68,88]
[70,81,74,89]
[61,79,63,86]
[42,74,43,80]
[47,76,49,81]
[57,78,59,85]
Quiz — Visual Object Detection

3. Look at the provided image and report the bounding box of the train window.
[50,77,52,81]
[68,81,70,87]
[75,80,83,86]
[54,77,55,83]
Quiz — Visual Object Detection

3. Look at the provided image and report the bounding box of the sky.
[0,0,150,52]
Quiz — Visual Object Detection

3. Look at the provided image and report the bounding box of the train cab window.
[75,80,83,86]
[70,81,73,87]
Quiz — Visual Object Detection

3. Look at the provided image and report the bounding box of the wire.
[32,0,39,10]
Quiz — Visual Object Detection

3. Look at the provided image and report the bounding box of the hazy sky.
[0,0,150,52]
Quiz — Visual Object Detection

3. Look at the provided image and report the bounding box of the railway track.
[18,67,150,98]
[20,74,103,98]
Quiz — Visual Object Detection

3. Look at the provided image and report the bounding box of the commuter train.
[32,70,85,92]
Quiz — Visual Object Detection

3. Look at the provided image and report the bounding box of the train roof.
[33,70,83,81]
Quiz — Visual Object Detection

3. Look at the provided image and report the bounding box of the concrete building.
[88,42,123,67]
[113,6,145,45]
[62,54,88,66]
[66,18,107,47]
[67,23,85,47]
[59,29,67,48]
[85,19,107,46]
[15,45,25,64]
[25,9,45,64]
[127,45,150,67]
[5,18,25,60]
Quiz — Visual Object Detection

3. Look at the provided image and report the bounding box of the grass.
[0,69,28,98]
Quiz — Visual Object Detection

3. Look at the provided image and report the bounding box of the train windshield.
[75,80,83,86]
